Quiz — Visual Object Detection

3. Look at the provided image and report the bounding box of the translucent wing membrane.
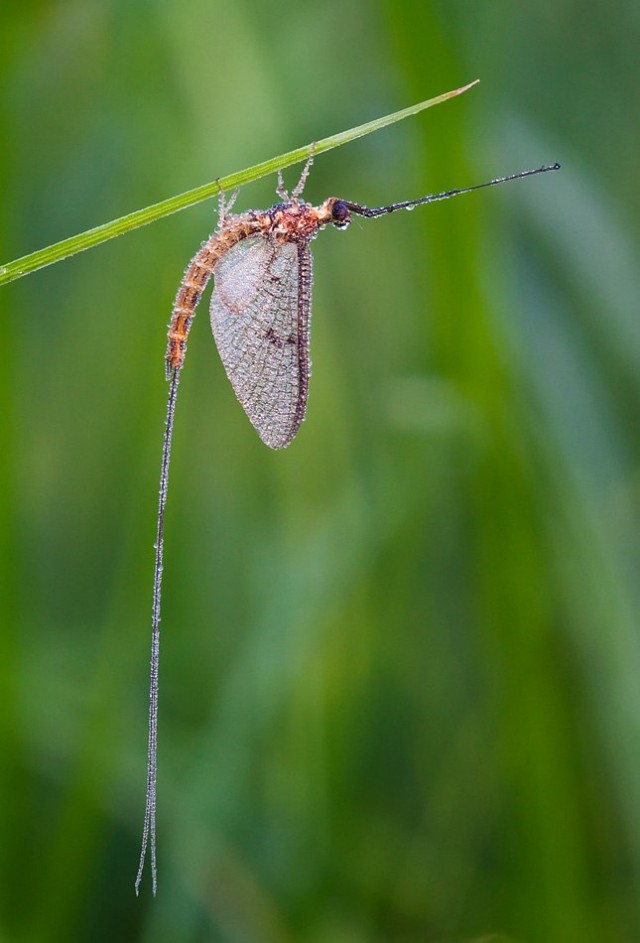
[210,235,312,449]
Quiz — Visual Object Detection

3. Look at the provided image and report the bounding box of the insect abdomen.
[165,217,265,376]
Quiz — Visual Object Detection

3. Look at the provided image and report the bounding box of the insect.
[135,152,560,894]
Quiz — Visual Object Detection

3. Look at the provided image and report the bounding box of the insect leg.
[292,142,316,199]
[276,170,289,202]
[217,184,240,229]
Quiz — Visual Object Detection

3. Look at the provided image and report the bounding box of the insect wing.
[210,236,312,449]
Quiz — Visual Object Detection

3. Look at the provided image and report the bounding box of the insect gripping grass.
[135,154,560,894]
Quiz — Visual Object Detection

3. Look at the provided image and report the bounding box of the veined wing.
[210,235,312,449]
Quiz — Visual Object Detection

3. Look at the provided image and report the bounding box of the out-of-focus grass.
[1,1,640,942]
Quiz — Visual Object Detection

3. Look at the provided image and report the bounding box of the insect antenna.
[135,365,181,896]
[344,162,561,217]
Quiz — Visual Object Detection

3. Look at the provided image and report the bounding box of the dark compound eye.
[331,200,350,227]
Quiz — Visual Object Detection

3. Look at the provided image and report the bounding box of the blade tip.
[456,78,481,95]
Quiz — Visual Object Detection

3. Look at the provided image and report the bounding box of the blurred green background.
[2,1,639,941]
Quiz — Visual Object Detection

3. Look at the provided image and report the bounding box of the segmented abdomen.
[165,216,265,376]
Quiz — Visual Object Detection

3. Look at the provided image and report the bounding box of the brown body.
[166,198,337,376]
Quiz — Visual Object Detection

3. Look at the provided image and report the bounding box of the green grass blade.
[0,80,478,287]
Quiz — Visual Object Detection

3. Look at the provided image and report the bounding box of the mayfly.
[135,152,560,894]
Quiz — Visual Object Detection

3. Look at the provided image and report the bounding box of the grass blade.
[0,81,478,286]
